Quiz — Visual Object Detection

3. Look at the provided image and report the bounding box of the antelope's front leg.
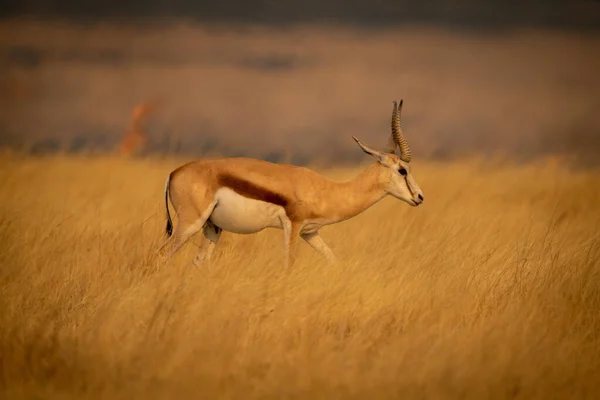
[281,217,301,268]
[301,232,337,264]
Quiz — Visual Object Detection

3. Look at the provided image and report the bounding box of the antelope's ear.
[352,136,395,167]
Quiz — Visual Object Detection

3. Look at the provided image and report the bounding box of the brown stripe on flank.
[217,173,289,208]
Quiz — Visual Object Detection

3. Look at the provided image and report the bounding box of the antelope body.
[158,100,424,267]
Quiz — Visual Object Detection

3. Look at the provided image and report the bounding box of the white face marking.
[387,160,424,207]
[210,188,286,234]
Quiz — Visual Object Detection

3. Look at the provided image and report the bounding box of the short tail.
[164,174,173,237]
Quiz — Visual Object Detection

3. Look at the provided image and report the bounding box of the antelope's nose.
[418,194,424,202]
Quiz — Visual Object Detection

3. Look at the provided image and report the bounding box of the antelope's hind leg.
[163,201,217,262]
[192,220,222,266]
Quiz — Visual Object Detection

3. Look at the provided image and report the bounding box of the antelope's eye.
[398,168,407,176]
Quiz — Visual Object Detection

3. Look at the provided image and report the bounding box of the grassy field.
[0,153,599,399]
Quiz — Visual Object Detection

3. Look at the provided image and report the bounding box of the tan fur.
[158,101,423,267]
[171,158,387,225]
[159,153,423,268]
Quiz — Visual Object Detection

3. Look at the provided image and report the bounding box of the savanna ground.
[1,153,599,399]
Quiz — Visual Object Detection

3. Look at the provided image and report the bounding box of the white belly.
[209,188,286,234]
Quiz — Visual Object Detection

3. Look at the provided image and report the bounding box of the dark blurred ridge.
[1,20,599,168]
[1,1,600,31]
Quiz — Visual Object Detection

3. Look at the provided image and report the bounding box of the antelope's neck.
[323,163,386,223]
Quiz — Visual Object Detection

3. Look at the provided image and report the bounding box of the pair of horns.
[387,100,412,163]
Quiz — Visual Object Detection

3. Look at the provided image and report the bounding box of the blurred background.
[1,0,599,165]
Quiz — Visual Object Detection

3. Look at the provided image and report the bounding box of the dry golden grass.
[1,153,599,399]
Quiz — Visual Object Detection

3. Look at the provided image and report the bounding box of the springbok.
[158,100,424,267]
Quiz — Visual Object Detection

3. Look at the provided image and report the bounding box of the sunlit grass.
[1,154,599,399]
